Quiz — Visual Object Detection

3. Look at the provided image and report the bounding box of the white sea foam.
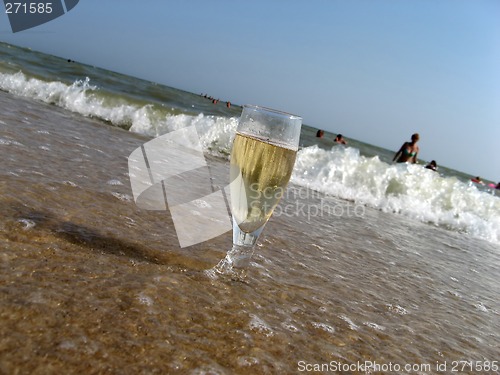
[311,322,336,334]
[137,292,154,306]
[339,315,359,330]
[129,111,238,157]
[364,322,386,331]
[291,145,500,244]
[106,179,123,186]
[0,71,164,129]
[0,70,238,155]
[18,219,36,230]
[111,192,132,202]
[249,314,274,336]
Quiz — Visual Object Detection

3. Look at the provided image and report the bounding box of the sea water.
[1,42,497,245]
[1,42,499,374]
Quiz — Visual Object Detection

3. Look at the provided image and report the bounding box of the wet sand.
[1,90,499,374]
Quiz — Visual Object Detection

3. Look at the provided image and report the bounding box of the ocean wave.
[2,70,498,244]
[291,145,500,244]
[130,112,238,157]
[0,71,238,156]
[0,71,142,126]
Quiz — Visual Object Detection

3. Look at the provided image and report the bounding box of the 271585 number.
[5,2,53,14]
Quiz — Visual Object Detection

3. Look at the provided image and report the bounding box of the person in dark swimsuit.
[425,160,437,171]
[393,133,420,163]
[334,134,347,144]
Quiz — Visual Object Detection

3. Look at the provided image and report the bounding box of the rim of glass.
[243,104,302,120]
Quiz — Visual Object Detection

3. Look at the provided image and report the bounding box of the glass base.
[205,218,265,281]
[205,244,255,281]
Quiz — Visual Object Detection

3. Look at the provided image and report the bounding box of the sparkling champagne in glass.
[212,105,302,276]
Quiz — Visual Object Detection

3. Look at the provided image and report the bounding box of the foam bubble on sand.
[249,314,274,336]
[106,179,123,186]
[364,322,386,331]
[63,180,78,187]
[281,320,300,332]
[474,302,488,312]
[237,356,260,367]
[0,137,23,146]
[311,322,335,334]
[339,315,359,330]
[111,192,132,202]
[386,304,408,315]
[137,292,154,306]
[190,367,225,375]
[58,340,77,350]
[17,219,36,230]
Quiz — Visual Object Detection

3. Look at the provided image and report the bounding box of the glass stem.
[210,219,265,277]
[226,244,255,268]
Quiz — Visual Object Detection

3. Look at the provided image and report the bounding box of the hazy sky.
[1,0,499,181]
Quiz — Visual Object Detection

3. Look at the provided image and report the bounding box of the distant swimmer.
[425,160,437,171]
[334,134,347,144]
[471,176,484,184]
[316,129,324,138]
[393,133,419,163]
[226,101,231,108]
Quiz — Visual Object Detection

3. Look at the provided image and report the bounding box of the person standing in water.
[393,133,420,163]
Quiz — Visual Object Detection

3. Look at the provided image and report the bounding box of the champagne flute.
[210,105,302,278]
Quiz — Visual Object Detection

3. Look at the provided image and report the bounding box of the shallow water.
[1,90,499,374]
[2,41,498,246]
